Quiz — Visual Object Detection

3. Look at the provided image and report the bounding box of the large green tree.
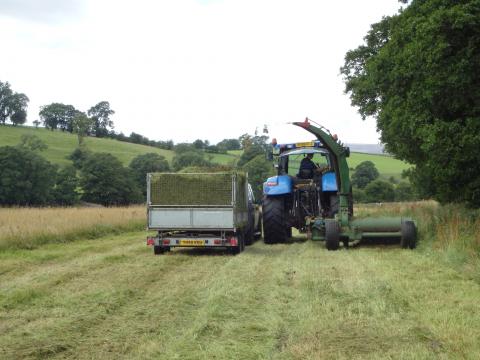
[341,0,480,206]
[365,179,395,203]
[39,103,77,131]
[0,81,29,126]
[172,151,211,172]
[87,101,114,137]
[79,153,142,206]
[129,153,170,196]
[53,165,79,205]
[351,161,379,189]
[0,146,57,205]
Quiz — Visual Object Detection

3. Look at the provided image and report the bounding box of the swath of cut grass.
[0,206,145,251]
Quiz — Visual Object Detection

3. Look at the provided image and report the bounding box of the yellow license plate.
[296,141,314,148]
[179,239,205,246]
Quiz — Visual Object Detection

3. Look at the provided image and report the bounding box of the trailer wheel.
[325,220,340,251]
[153,246,165,255]
[263,196,287,244]
[244,214,254,246]
[229,231,245,255]
[401,220,417,249]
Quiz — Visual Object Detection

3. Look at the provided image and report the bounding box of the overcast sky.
[0,0,402,144]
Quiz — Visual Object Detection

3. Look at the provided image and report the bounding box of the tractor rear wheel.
[325,220,340,251]
[286,227,292,238]
[401,220,417,249]
[263,196,287,244]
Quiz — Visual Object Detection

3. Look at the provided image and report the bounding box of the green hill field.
[0,126,237,167]
[0,125,410,175]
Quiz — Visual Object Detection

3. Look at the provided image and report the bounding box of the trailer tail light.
[163,239,170,245]
[214,239,221,245]
[146,237,155,246]
[230,237,238,246]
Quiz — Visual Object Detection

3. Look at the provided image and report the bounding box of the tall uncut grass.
[357,201,480,276]
[0,206,146,251]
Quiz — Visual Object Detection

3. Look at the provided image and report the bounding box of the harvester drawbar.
[262,118,417,250]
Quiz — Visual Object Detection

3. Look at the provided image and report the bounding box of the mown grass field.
[1,125,409,175]
[1,203,479,359]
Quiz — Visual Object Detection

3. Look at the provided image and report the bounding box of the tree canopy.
[129,153,170,196]
[87,101,115,137]
[351,161,379,189]
[39,103,78,131]
[341,0,480,206]
[0,81,29,126]
[0,146,57,205]
[79,153,142,206]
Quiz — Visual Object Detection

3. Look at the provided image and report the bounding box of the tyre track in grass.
[135,241,307,360]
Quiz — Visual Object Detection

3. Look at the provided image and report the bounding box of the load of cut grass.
[150,172,247,207]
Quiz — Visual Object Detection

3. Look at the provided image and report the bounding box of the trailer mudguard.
[322,172,338,192]
[263,175,292,196]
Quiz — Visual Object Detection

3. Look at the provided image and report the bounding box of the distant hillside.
[346,143,385,155]
[0,125,409,176]
[0,126,238,167]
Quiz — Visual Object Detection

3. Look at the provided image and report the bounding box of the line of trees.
[39,101,115,140]
[342,0,480,207]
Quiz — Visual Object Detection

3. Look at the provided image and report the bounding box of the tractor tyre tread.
[401,220,417,249]
[262,197,287,244]
[325,220,340,251]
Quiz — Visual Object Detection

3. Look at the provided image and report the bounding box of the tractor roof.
[279,148,329,157]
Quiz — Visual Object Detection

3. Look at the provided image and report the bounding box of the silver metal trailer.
[146,172,250,255]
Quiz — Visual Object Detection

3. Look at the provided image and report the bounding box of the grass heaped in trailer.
[149,172,247,208]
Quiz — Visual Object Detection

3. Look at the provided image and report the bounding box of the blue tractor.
[262,136,352,244]
[261,119,416,250]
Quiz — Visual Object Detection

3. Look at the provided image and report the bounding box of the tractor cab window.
[279,151,330,178]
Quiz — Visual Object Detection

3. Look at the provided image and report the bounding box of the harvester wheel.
[153,246,165,255]
[263,196,287,244]
[401,220,417,249]
[325,220,340,251]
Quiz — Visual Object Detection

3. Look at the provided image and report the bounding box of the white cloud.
[0,0,401,144]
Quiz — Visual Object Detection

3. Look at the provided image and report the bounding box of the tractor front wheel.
[263,196,287,244]
[325,220,340,251]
